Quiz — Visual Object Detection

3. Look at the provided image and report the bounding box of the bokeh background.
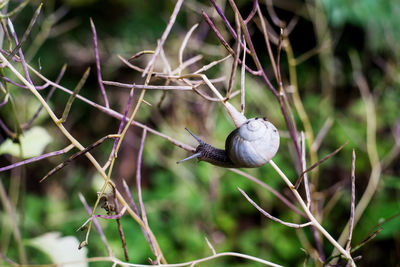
[1,0,399,266]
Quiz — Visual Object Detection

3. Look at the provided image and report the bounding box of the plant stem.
[269,160,355,266]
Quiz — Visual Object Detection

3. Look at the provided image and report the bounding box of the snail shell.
[226,118,279,167]
[177,117,280,168]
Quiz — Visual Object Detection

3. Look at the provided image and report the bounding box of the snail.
[177,116,280,168]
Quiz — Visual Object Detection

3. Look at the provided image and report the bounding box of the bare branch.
[311,117,334,152]
[142,0,184,77]
[295,142,348,190]
[8,3,42,60]
[205,237,216,255]
[90,18,109,108]
[179,23,199,70]
[40,134,119,183]
[60,67,90,123]
[300,132,311,209]
[0,144,74,173]
[239,188,312,228]
[78,193,113,257]
[346,150,356,252]
[240,35,246,114]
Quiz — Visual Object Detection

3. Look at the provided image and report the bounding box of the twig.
[311,117,334,152]
[346,150,356,252]
[118,54,146,73]
[136,129,159,261]
[0,0,29,19]
[226,13,241,98]
[112,187,129,261]
[121,179,139,216]
[122,179,156,258]
[0,91,9,107]
[193,55,231,74]
[201,11,258,75]
[301,130,325,260]
[295,142,348,190]
[7,3,42,60]
[90,18,109,108]
[0,114,17,140]
[110,251,284,267]
[209,0,250,54]
[45,251,283,266]
[240,35,246,114]
[172,55,203,75]
[0,75,52,90]
[205,237,216,255]
[160,73,247,127]
[103,81,192,90]
[352,228,382,253]
[142,0,184,77]
[159,45,172,74]
[285,16,299,39]
[78,206,127,230]
[7,18,33,85]
[244,0,258,24]
[129,50,154,61]
[103,89,134,171]
[265,0,285,27]
[335,52,382,254]
[269,160,355,266]
[26,6,69,60]
[327,228,382,264]
[276,28,284,93]
[256,4,277,79]
[0,144,74,172]
[60,67,90,123]
[202,10,234,55]
[178,23,198,72]
[300,132,311,209]
[119,53,203,76]
[230,168,304,217]
[24,64,67,129]
[39,134,119,183]
[227,0,277,95]
[78,193,113,257]
[239,188,312,228]
[136,129,148,224]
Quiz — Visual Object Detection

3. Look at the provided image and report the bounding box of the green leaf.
[0,126,52,158]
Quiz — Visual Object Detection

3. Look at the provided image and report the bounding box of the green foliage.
[320,0,400,54]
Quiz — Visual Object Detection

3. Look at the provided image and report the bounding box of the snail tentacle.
[176,152,202,164]
[177,129,236,167]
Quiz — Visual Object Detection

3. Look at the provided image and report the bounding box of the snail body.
[178,117,280,168]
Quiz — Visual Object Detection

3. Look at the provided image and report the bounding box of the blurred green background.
[0,0,399,266]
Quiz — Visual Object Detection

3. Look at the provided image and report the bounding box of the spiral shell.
[226,118,280,167]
